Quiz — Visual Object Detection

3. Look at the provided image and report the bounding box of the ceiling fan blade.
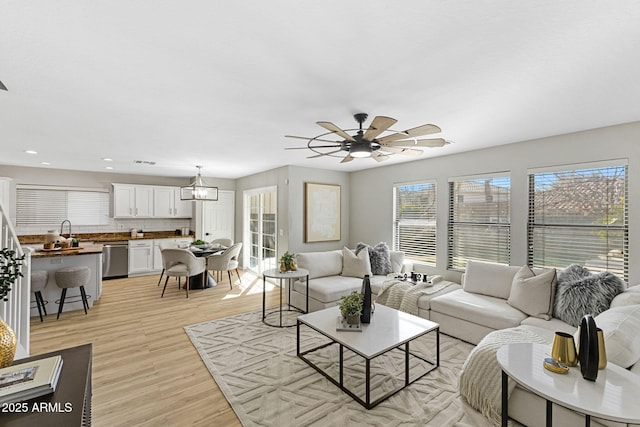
[317,121,355,142]
[377,124,441,143]
[307,149,343,159]
[285,135,343,144]
[381,138,446,148]
[372,151,390,162]
[363,116,397,141]
[340,154,354,163]
[0,80,7,91]
[379,146,423,156]
[285,144,341,150]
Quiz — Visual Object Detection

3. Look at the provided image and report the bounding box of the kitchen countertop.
[29,243,104,259]
[18,230,195,245]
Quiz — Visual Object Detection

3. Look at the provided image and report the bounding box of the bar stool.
[31,270,48,322]
[55,266,90,319]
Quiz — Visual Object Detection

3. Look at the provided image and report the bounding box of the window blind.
[16,186,109,227]
[393,182,436,265]
[448,175,511,270]
[527,163,628,280]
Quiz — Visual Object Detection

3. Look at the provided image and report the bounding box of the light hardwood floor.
[29,270,282,427]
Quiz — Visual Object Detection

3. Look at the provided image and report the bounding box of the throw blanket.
[376,277,456,316]
[459,327,548,427]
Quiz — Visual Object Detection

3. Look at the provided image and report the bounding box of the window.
[448,174,511,269]
[393,182,436,265]
[16,185,110,226]
[528,162,628,280]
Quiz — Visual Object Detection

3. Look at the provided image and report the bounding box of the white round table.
[497,342,640,426]
[262,268,309,327]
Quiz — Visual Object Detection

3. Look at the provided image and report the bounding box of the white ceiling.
[1,1,640,179]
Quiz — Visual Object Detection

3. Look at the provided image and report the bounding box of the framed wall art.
[304,182,341,242]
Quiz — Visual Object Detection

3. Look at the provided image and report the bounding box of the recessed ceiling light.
[25,150,38,155]
[105,166,113,170]
[102,158,113,162]
[41,161,51,165]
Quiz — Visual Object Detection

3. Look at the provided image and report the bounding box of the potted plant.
[338,291,363,325]
[279,251,297,272]
[0,248,26,368]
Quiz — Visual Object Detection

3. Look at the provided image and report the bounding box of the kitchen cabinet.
[153,186,192,218]
[128,240,153,275]
[113,184,154,218]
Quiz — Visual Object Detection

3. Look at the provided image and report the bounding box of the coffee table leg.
[339,344,344,387]
[546,400,552,427]
[296,320,300,356]
[405,341,410,385]
[585,414,590,427]
[366,358,371,407]
[502,370,508,427]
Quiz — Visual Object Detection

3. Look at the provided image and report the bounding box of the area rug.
[184,310,492,427]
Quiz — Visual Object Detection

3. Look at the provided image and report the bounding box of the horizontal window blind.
[528,164,628,280]
[393,182,436,265]
[16,186,109,227]
[448,175,510,270]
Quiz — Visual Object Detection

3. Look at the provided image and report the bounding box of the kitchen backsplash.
[16,217,194,236]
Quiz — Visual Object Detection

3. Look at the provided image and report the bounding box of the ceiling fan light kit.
[180,165,218,201]
[286,113,446,163]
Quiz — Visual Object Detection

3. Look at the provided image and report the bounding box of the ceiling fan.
[285,113,447,163]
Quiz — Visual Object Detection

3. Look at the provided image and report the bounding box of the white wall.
[349,121,640,283]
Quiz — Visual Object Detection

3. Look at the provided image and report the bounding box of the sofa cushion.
[463,260,520,300]
[389,251,405,273]
[430,289,527,330]
[507,266,556,320]
[591,305,640,368]
[296,250,342,279]
[610,284,640,308]
[554,264,626,327]
[293,275,362,303]
[520,317,577,335]
[356,242,393,275]
[341,247,372,278]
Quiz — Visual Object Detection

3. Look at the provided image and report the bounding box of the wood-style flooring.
[29,270,282,427]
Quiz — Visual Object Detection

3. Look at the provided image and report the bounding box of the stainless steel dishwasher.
[102,241,129,279]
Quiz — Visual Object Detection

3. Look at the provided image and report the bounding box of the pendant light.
[180,166,218,201]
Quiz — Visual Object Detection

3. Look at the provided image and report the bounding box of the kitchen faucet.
[60,219,72,239]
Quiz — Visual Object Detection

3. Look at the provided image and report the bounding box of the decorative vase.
[597,328,607,369]
[578,314,599,381]
[551,331,578,367]
[0,319,16,368]
[361,274,372,324]
[288,259,297,271]
[280,260,288,273]
[345,314,360,325]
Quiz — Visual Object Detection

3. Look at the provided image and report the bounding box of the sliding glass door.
[243,186,277,274]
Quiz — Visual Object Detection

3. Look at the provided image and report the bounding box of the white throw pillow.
[507,266,556,320]
[610,284,640,308]
[341,247,372,278]
[587,305,640,368]
[463,260,520,299]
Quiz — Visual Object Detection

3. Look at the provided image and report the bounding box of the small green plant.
[338,291,363,317]
[280,251,297,271]
[193,239,206,245]
[0,248,26,301]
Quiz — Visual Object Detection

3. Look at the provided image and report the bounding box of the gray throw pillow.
[553,264,626,327]
[356,242,392,275]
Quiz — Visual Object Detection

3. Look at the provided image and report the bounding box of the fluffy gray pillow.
[355,242,392,275]
[554,264,626,327]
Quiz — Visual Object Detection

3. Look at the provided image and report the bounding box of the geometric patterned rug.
[185,310,493,427]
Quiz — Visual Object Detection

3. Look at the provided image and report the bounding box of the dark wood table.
[0,343,92,426]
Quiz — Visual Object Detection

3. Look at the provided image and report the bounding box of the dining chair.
[160,248,206,298]
[157,240,179,286]
[206,242,242,289]
[210,238,233,248]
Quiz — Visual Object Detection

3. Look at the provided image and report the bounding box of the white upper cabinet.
[114,184,192,218]
[153,187,192,218]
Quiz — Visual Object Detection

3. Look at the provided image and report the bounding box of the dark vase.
[579,314,599,381]
[361,274,372,323]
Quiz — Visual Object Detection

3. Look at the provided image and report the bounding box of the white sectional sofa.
[288,248,408,313]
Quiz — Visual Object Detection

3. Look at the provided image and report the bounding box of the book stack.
[0,355,63,404]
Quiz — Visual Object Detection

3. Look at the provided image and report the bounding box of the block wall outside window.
[393,181,436,266]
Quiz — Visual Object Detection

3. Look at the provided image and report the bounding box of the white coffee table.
[497,342,640,427]
[296,305,440,409]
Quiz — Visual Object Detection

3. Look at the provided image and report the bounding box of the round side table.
[262,268,309,327]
